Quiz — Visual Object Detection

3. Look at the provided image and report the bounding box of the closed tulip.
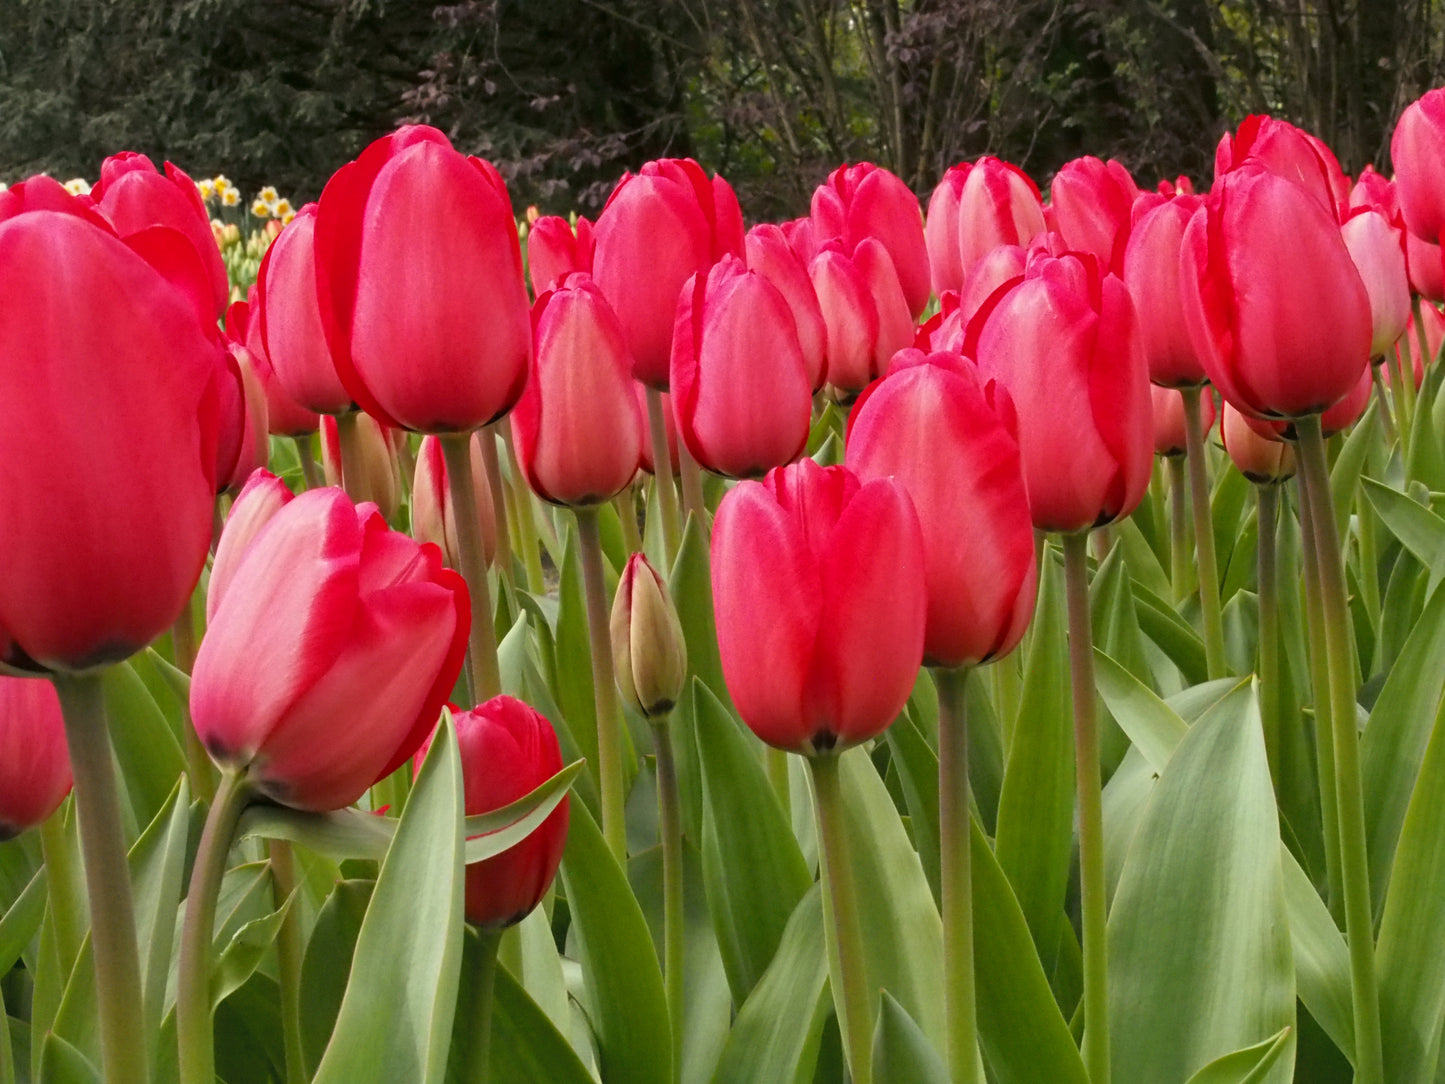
[0,210,219,674]
[1391,88,1445,244]
[1341,207,1410,358]
[527,214,594,295]
[1354,166,1445,302]
[1151,385,1215,457]
[208,470,293,623]
[412,434,498,571]
[746,223,828,390]
[671,256,813,478]
[513,274,645,505]
[315,125,532,433]
[809,239,914,396]
[215,336,270,494]
[1215,114,1350,220]
[610,554,688,719]
[812,162,930,317]
[192,487,468,811]
[847,350,1037,668]
[1221,403,1295,483]
[320,413,401,523]
[0,677,72,840]
[1123,191,1208,387]
[1049,156,1140,271]
[925,157,1045,296]
[1180,166,1372,420]
[711,458,926,755]
[234,292,321,438]
[415,696,569,928]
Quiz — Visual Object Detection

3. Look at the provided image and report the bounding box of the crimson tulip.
[671,255,812,478]
[847,350,1037,668]
[809,239,914,395]
[192,487,468,811]
[1391,88,1445,245]
[1215,114,1350,220]
[812,162,930,318]
[746,223,828,390]
[0,677,72,840]
[513,274,645,505]
[415,696,569,927]
[527,214,594,295]
[711,458,926,754]
[1341,207,1410,358]
[315,125,532,432]
[1049,156,1140,271]
[1151,385,1216,457]
[412,434,498,571]
[1124,191,1207,387]
[925,157,1046,296]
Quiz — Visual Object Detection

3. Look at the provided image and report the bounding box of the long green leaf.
[1330,402,1378,542]
[872,992,949,1084]
[0,869,44,977]
[1093,648,1189,773]
[1363,477,1445,599]
[103,660,186,837]
[1281,847,1353,1062]
[1183,1026,1294,1084]
[298,880,373,1075]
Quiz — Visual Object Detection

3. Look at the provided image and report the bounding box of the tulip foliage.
[9,101,1445,1084]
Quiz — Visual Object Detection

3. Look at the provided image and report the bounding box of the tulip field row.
[6,90,1445,1084]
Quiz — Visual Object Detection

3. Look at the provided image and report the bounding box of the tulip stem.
[1387,347,1412,457]
[293,434,322,490]
[646,388,683,564]
[1182,387,1226,680]
[1166,456,1190,604]
[477,424,515,586]
[268,839,307,1084]
[1408,296,1427,428]
[935,666,981,1084]
[1062,532,1110,1084]
[178,768,254,1084]
[173,597,217,803]
[1296,413,1384,1084]
[678,439,708,527]
[1370,363,1398,448]
[51,670,150,1084]
[466,928,503,1084]
[616,484,643,557]
[575,506,629,863]
[1256,483,1281,786]
[807,754,873,1084]
[441,433,502,703]
[500,418,547,594]
[38,806,82,974]
[335,411,372,505]
[653,716,686,1078]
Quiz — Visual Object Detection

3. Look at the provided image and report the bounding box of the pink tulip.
[812,162,930,317]
[216,314,272,493]
[925,157,1046,296]
[1124,191,1208,387]
[208,471,295,622]
[233,292,321,438]
[1215,114,1350,220]
[0,678,72,840]
[746,223,829,390]
[1391,88,1445,244]
[1151,385,1215,457]
[527,214,595,295]
[1352,166,1445,302]
[711,458,926,754]
[1049,156,1140,270]
[809,239,914,395]
[412,434,498,571]
[1221,402,1295,483]
[1341,207,1411,358]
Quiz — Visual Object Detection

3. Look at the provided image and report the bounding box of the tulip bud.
[208,470,294,621]
[610,554,687,718]
[811,162,930,318]
[1340,207,1410,358]
[1050,155,1140,271]
[746,223,828,390]
[527,214,594,295]
[412,434,498,571]
[1151,385,1215,458]
[1215,114,1350,221]
[0,677,72,840]
[1221,403,1295,483]
[925,157,1045,296]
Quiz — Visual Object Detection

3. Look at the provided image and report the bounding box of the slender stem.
[173,597,217,803]
[935,666,980,1084]
[334,411,371,505]
[1062,533,1110,1084]
[764,746,791,812]
[1406,297,1425,428]
[677,438,707,526]
[646,388,682,564]
[1256,484,1281,787]
[1167,456,1190,604]
[476,424,515,586]
[575,506,628,862]
[293,434,322,490]
[807,754,873,1084]
[394,431,417,504]
[1182,387,1226,679]
[441,433,502,704]
[268,840,307,1084]
[1370,363,1397,448]
[38,806,82,971]
[51,671,149,1084]
[652,716,686,1078]
[177,769,253,1084]
[466,928,504,1084]
[616,484,643,556]
[1388,346,1412,459]
[500,419,547,594]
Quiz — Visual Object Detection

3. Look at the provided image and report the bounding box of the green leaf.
[884,706,941,900]
[312,713,466,1084]
[1330,401,1379,542]
[37,1033,99,1084]
[872,992,949,1084]
[1113,514,1172,602]
[126,775,192,1044]
[1281,847,1353,1062]
[0,868,44,977]
[102,660,186,835]
[211,889,295,1009]
[558,797,671,1084]
[1363,477,1445,599]
[1406,362,1445,492]
[1211,461,1252,589]
[1093,648,1188,773]
[298,879,373,1075]
[496,610,531,697]
[553,526,601,784]
[1133,581,1210,685]
[463,760,584,864]
[1108,683,1295,1082]
[668,510,730,708]
[1182,1026,1294,1084]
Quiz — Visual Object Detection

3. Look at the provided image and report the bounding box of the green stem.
[616,484,643,557]
[1062,532,1110,1084]
[575,506,628,863]
[935,666,980,1084]
[293,434,322,490]
[652,717,685,1079]
[1370,363,1397,449]
[466,928,504,1084]
[440,433,502,704]
[38,806,82,972]
[807,754,873,1084]
[500,418,547,594]
[173,597,217,803]
[177,769,253,1084]
[1296,413,1384,1084]
[1167,455,1190,604]
[51,670,150,1084]
[268,840,307,1084]
[1388,346,1412,460]
[335,411,371,505]
[1256,483,1281,787]
[1356,477,1382,638]
[1407,297,1425,429]
[645,388,682,565]
[1182,387,1226,680]
[677,438,707,527]
[476,425,515,586]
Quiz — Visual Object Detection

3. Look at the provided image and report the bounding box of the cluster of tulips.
[7,86,1445,1084]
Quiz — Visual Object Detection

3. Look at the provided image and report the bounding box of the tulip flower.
[207,470,294,623]
[320,413,401,523]
[1124,191,1208,387]
[1341,207,1411,359]
[812,162,931,317]
[191,487,468,811]
[412,434,498,571]
[746,223,828,390]
[925,157,1046,296]
[314,125,532,433]
[671,256,813,479]
[1151,384,1215,457]
[809,239,914,396]
[1049,155,1140,270]
[711,458,926,754]
[230,295,321,437]
[916,247,1031,355]
[1215,114,1350,220]
[527,214,594,295]
[847,350,1037,668]
[1397,301,1445,386]
[215,339,270,494]
[0,677,72,840]
[512,274,645,505]
[1391,88,1445,245]
[611,554,688,719]
[1220,402,1295,483]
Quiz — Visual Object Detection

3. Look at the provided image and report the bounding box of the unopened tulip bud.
[610,554,688,718]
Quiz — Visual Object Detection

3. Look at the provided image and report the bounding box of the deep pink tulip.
[513,274,645,505]
[847,350,1037,668]
[208,470,294,623]
[0,211,219,674]
[0,174,114,228]
[1341,207,1410,358]
[315,125,532,432]
[215,319,271,494]
[1245,365,1370,442]
[1049,156,1140,271]
[812,162,930,318]
[1215,114,1350,220]
[1407,230,1445,301]
[527,214,594,295]
[809,239,914,395]
[1221,402,1295,483]
[1150,385,1215,457]
[192,487,468,811]
[234,292,321,438]
[671,256,812,478]
[592,158,745,389]
[925,157,1046,296]
[412,434,498,571]
[0,677,72,840]
[1180,166,1372,420]
[1395,301,1445,388]
[1352,166,1445,302]
[711,458,926,755]
[746,223,829,390]
[1157,175,1196,197]
[1391,89,1445,244]
[320,413,401,523]
[969,252,1152,533]
[1124,191,1207,387]
[415,695,569,927]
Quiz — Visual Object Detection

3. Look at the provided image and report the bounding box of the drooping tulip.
[1391,88,1445,245]
[925,157,1046,296]
[1151,385,1216,457]
[0,677,72,840]
[610,554,688,719]
[711,458,926,755]
[192,487,469,811]
[809,239,914,396]
[527,214,594,295]
[746,223,828,390]
[314,125,532,432]
[1049,156,1140,271]
[412,434,498,571]
[1215,114,1350,220]
[1340,207,1411,358]
[812,162,930,318]
[847,350,1037,668]
[1123,191,1208,387]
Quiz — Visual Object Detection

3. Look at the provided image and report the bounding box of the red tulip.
[1180,166,1372,420]
[812,162,930,318]
[412,434,498,571]
[1341,207,1410,358]
[746,223,828,390]
[208,470,294,622]
[1215,114,1350,220]
[671,256,812,478]
[215,333,271,494]
[592,158,745,389]
[711,458,926,755]
[513,274,645,505]
[1151,385,1215,457]
[1221,402,1295,483]
[1157,175,1196,197]
[415,695,569,928]
[969,251,1152,532]
[847,349,1037,668]
[527,214,594,295]
[192,487,468,811]
[234,291,321,437]
[315,125,532,433]
[1049,156,1140,270]
[0,210,219,674]
[809,239,914,395]
[1406,230,1445,301]
[1124,192,1208,387]
[925,157,1046,296]
[1391,88,1445,244]
[0,677,72,840]
[0,174,114,228]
